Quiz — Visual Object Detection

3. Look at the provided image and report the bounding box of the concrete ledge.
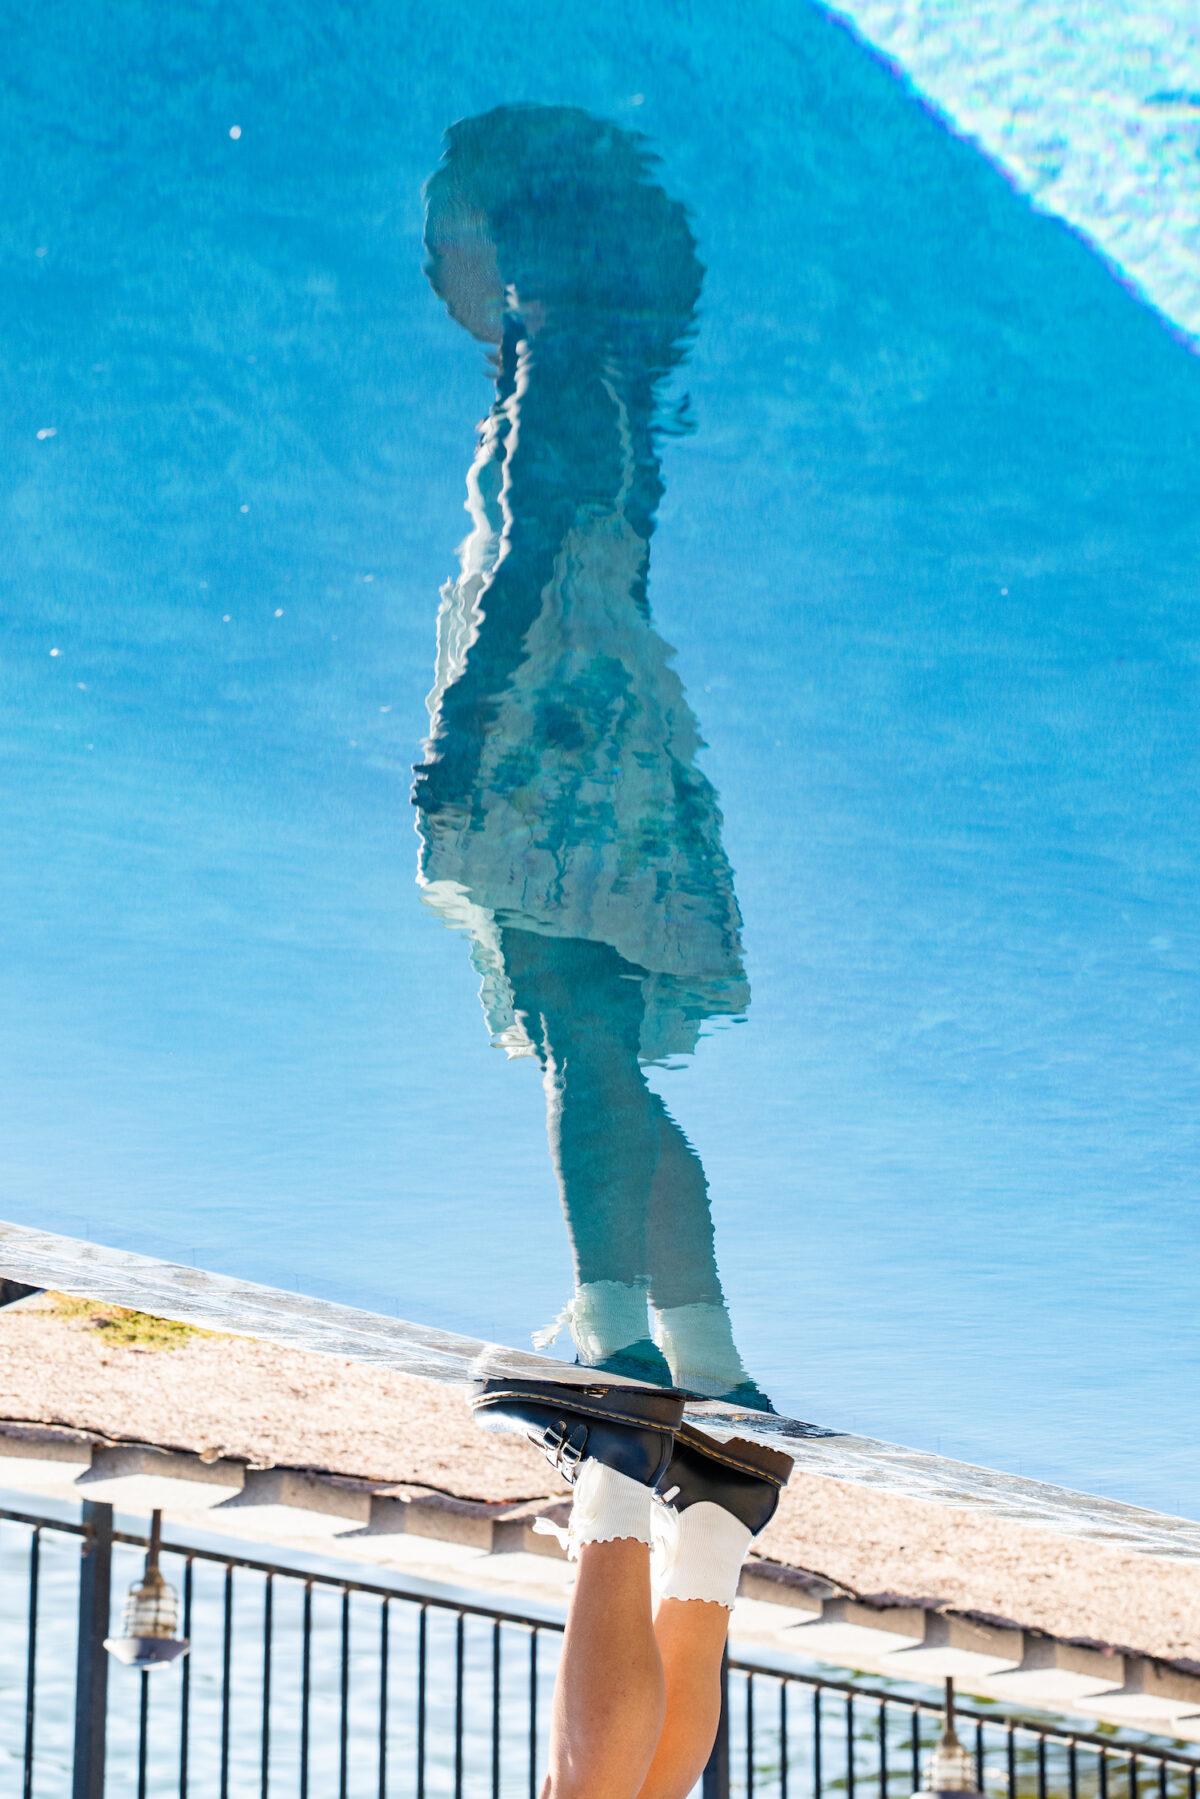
[988,1638,1124,1705]
[885,1613,1023,1680]
[782,1596,926,1661]
[0,1426,93,1497]
[734,1561,826,1636]
[1078,1659,1200,1725]
[336,1493,494,1566]
[76,1444,243,1511]
[211,1468,372,1539]
[492,1509,568,1560]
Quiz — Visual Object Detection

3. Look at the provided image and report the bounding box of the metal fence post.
[703,1646,731,1798]
[72,1500,114,1799]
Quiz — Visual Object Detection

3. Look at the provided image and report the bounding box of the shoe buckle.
[541,1419,586,1478]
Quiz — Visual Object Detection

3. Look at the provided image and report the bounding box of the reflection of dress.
[415,385,749,1066]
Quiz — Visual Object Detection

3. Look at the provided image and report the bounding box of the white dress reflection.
[414,105,767,1405]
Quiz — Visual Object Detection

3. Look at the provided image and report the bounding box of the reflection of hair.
[423,104,702,376]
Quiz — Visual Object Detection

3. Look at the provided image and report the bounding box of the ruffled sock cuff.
[654,1500,752,1610]
[564,1458,654,1561]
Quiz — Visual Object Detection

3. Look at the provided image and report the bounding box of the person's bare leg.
[636,1597,730,1798]
[543,1539,666,1799]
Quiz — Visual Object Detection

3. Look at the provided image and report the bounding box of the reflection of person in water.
[414,103,766,1409]
[417,104,793,1799]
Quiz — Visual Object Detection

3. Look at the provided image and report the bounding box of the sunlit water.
[3,1,1199,1516]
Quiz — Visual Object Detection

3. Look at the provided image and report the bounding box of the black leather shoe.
[472,1377,685,1487]
[655,1422,793,1535]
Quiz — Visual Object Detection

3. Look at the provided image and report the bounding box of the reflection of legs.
[501,929,654,1289]
[501,929,663,1368]
[646,1097,723,1308]
[646,1095,757,1401]
[499,927,765,1398]
[543,1012,657,1292]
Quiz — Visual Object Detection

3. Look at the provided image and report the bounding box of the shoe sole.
[672,1422,794,1488]
[472,1377,686,1434]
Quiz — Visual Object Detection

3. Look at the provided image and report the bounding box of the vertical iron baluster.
[454,1612,465,1799]
[1006,1724,1016,1799]
[220,1564,233,1799]
[746,1673,755,1795]
[492,1621,502,1799]
[814,1687,824,1799]
[179,1559,193,1799]
[975,1720,985,1793]
[703,1646,731,1799]
[416,1606,427,1799]
[378,1600,389,1799]
[1130,1755,1139,1799]
[23,1527,40,1799]
[137,1671,150,1799]
[1038,1733,1048,1799]
[1100,1750,1109,1799]
[261,1573,273,1799]
[879,1700,888,1799]
[1069,1741,1078,1799]
[780,1682,789,1798]
[340,1588,351,1799]
[910,1704,920,1794]
[300,1582,313,1799]
[72,1501,113,1799]
[1158,1760,1168,1799]
[846,1693,855,1799]
[529,1628,539,1799]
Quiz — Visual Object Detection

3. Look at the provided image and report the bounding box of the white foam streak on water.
[823,0,1200,346]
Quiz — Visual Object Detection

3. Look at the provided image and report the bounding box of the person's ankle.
[566,1458,654,1559]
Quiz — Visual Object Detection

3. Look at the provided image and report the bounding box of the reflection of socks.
[567,1459,653,1560]
[653,1301,751,1396]
[654,1501,752,1610]
[569,1281,652,1361]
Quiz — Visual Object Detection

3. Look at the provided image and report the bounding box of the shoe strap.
[539,1418,587,1480]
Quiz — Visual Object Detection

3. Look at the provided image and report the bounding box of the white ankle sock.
[564,1458,653,1561]
[533,1281,651,1362]
[569,1281,652,1361]
[652,1301,751,1396]
[653,1500,753,1610]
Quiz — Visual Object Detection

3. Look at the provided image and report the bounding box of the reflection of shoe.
[590,1337,675,1386]
[716,1378,777,1414]
[472,1377,684,1487]
[655,1422,793,1536]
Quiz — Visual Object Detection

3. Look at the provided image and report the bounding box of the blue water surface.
[3,0,1199,1515]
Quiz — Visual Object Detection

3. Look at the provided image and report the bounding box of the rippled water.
[3,1,1199,1517]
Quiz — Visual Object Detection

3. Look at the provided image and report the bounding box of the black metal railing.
[717,1663,1200,1799]
[3,1501,1199,1798]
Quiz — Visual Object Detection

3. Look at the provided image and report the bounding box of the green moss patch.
[45,1291,222,1352]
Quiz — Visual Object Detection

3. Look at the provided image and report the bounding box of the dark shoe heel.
[656,1422,794,1535]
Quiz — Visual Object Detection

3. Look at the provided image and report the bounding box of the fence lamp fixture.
[913,1678,985,1799]
[103,1509,190,1670]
